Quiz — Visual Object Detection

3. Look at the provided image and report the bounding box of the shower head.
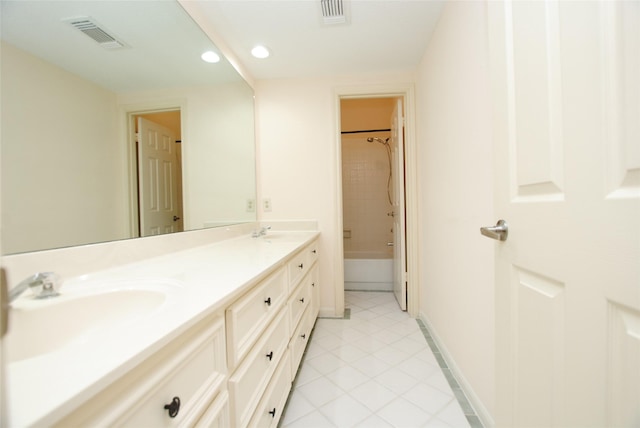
[367,137,389,145]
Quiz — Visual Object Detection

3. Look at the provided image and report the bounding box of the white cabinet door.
[488,1,640,427]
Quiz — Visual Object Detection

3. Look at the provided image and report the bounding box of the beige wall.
[119,81,256,231]
[1,42,127,254]
[416,1,495,420]
[254,72,414,316]
[1,42,256,256]
[341,98,396,132]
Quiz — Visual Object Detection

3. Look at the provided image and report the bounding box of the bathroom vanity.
[4,229,319,427]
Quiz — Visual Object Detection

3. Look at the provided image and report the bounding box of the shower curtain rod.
[341,128,390,135]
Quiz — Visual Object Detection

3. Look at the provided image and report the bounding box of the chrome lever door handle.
[480,219,508,241]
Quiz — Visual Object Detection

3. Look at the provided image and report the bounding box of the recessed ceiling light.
[201,50,220,63]
[251,45,270,59]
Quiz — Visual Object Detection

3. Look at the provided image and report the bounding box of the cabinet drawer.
[289,276,311,332]
[229,308,289,428]
[194,390,230,428]
[287,241,319,292]
[308,240,319,266]
[289,305,316,380]
[287,249,308,291]
[248,350,292,428]
[56,316,226,427]
[226,267,287,367]
[310,264,320,319]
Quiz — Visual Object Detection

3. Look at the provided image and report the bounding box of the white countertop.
[5,230,319,427]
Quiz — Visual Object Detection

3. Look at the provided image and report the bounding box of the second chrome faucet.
[252,225,271,238]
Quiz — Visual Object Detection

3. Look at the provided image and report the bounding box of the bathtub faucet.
[9,272,62,302]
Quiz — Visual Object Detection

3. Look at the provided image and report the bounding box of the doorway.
[339,96,408,311]
[127,109,184,237]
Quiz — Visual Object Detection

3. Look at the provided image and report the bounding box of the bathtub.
[343,252,393,291]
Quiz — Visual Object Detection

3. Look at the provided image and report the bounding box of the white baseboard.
[318,307,344,318]
[344,281,393,291]
[418,312,495,428]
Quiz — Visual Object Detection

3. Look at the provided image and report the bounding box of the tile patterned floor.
[280,291,481,428]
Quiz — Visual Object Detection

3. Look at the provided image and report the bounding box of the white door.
[391,98,407,311]
[488,1,640,427]
[137,117,180,237]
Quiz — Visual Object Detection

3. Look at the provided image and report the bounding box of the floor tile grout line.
[280,292,477,428]
[416,318,484,428]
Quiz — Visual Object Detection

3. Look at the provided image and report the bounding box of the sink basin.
[5,284,173,363]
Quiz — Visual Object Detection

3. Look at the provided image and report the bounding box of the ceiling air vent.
[320,0,347,25]
[64,17,126,50]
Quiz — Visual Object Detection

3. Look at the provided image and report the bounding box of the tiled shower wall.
[341,134,393,258]
[340,98,396,259]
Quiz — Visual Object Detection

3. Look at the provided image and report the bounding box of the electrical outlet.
[246,198,255,212]
[263,198,272,212]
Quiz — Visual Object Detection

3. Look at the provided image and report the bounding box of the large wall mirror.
[1,0,257,255]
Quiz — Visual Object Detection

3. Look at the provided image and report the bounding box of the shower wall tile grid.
[342,138,393,256]
[280,291,482,428]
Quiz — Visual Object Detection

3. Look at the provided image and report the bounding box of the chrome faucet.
[252,225,271,238]
[9,272,62,302]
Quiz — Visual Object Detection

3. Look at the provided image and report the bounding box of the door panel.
[512,266,566,426]
[138,117,180,237]
[602,1,640,198]
[489,1,640,426]
[391,98,407,311]
[509,0,564,200]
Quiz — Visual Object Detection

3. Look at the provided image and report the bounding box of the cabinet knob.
[298,263,304,269]
[264,297,271,306]
[312,249,317,254]
[164,396,181,418]
[301,333,306,339]
[299,297,304,303]
[269,408,276,418]
[266,351,274,361]
[312,282,316,287]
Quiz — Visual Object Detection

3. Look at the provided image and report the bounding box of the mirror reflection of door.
[135,112,183,237]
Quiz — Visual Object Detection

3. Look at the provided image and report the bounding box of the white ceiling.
[0,1,244,92]
[194,0,444,80]
[0,0,444,90]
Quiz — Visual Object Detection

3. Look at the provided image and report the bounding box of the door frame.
[333,84,419,317]
[121,100,186,237]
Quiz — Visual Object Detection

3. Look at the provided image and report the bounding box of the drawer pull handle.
[299,298,305,303]
[264,297,271,306]
[266,351,274,361]
[269,408,276,418]
[164,396,181,418]
[298,263,304,269]
[301,333,306,339]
